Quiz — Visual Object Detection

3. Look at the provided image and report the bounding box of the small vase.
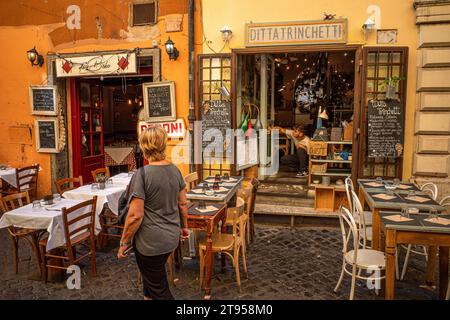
[385,85,396,99]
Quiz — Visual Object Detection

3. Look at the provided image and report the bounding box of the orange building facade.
[0,0,203,197]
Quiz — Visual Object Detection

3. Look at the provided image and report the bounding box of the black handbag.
[118,167,145,225]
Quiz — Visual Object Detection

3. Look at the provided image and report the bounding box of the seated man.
[271,124,310,177]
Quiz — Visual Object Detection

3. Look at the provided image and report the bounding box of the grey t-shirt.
[130,164,186,257]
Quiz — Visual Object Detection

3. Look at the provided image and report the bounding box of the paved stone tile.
[0,225,440,300]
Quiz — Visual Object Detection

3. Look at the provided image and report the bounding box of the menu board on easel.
[142,82,176,122]
[368,99,404,158]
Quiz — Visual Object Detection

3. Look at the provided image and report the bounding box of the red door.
[71,79,104,184]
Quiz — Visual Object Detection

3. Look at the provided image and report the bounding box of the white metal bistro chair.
[345,177,372,226]
[334,206,386,300]
[400,182,439,280]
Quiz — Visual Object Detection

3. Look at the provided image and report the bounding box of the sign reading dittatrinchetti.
[245,19,347,47]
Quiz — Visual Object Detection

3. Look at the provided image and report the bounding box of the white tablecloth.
[0,168,17,188]
[110,172,133,186]
[62,184,127,232]
[104,147,134,164]
[0,199,88,250]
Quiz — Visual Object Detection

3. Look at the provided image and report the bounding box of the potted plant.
[96,173,107,190]
[379,76,404,99]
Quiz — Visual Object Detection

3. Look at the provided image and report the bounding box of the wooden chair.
[2,191,44,276]
[245,178,260,242]
[184,172,199,190]
[91,167,110,182]
[420,182,438,200]
[2,164,39,201]
[199,197,247,291]
[39,197,98,281]
[232,187,252,245]
[345,177,372,226]
[334,206,385,300]
[97,206,124,248]
[54,176,83,195]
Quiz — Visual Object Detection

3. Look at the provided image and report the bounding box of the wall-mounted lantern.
[164,38,179,61]
[27,47,44,67]
[220,26,233,42]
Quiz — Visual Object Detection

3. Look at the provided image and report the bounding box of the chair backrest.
[184,172,199,190]
[15,164,39,201]
[350,190,370,248]
[338,205,359,261]
[61,197,97,260]
[91,168,110,181]
[344,177,354,213]
[246,178,260,217]
[440,196,450,213]
[421,182,438,201]
[55,176,84,194]
[2,191,30,211]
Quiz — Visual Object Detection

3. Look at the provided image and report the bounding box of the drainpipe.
[188,0,196,174]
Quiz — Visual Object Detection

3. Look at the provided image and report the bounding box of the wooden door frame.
[359,46,409,179]
[231,44,363,181]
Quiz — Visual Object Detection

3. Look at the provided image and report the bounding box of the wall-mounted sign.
[35,118,59,153]
[138,118,185,139]
[245,19,347,47]
[29,85,57,116]
[142,81,176,122]
[56,52,137,77]
[368,100,404,158]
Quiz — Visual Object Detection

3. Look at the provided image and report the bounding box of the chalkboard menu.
[368,100,404,158]
[142,82,176,122]
[201,100,232,151]
[35,119,59,153]
[29,86,57,115]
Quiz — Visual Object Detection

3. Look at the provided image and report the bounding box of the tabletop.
[380,211,450,234]
[0,167,17,188]
[186,176,243,203]
[358,179,445,212]
[0,199,88,250]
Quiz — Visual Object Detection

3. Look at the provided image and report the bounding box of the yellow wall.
[0,1,195,197]
[201,0,418,179]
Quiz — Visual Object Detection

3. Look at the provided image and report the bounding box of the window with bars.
[198,54,232,178]
[360,47,408,179]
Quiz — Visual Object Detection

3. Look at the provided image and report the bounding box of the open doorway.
[235,48,358,210]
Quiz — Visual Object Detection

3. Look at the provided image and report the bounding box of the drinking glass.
[202,182,209,192]
[91,183,99,191]
[107,178,113,185]
[223,173,230,181]
[213,182,220,191]
[214,174,221,182]
[128,171,134,177]
[376,177,383,184]
[53,193,61,202]
[428,208,438,220]
[401,207,410,219]
[32,200,41,211]
[393,178,400,186]
[407,190,415,199]
[198,201,206,210]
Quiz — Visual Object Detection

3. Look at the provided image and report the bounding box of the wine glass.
[32,200,41,211]
[53,193,61,202]
[428,208,438,221]
[91,183,99,191]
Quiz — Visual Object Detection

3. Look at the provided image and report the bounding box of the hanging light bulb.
[128,98,132,105]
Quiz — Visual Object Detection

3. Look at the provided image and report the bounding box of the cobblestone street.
[0,224,440,300]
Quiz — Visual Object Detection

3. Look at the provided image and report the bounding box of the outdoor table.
[358,178,447,288]
[104,147,136,170]
[0,167,18,188]
[186,176,243,204]
[109,172,133,186]
[380,211,450,299]
[187,202,227,300]
[62,182,127,233]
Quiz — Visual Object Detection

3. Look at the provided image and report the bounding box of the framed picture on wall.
[29,85,57,116]
[142,81,176,122]
[35,118,59,153]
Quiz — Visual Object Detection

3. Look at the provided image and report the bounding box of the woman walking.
[118,126,189,300]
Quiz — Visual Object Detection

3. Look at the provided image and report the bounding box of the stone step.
[263,175,308,185]
[254,203,338,218]
[257,182,312,197]
[256,194,314,207]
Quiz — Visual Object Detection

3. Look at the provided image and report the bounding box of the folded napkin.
[205,178,237,183]
[383,214,413,222]
[424,217,450,226]
[396,184,413,190]
[373,193,396,200]
[366,182,384,188]
[406,196,430,203]
[214,187,229,193]
[195,206,217,213]
[191,189,205,194]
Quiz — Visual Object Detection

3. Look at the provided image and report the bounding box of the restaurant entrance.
[70,73,152,184]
